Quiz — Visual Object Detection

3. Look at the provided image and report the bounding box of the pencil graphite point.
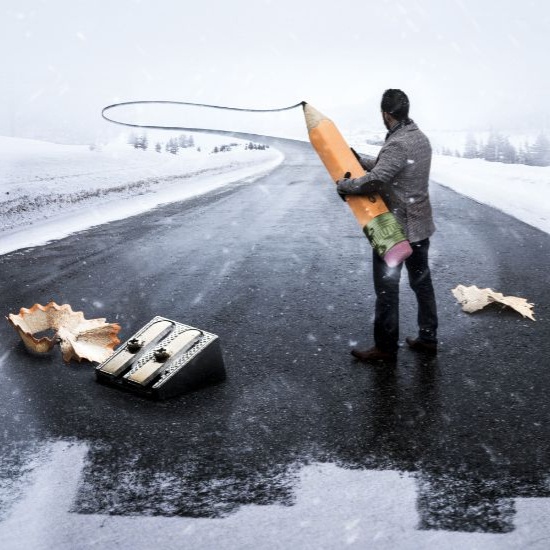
[303,103,327,131]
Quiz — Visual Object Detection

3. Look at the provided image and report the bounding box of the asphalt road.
[1,136,549,548]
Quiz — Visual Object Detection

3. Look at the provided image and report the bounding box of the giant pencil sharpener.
[96,316,225,399]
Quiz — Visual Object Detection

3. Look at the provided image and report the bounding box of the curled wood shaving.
[7,301,121,363]
[452,285,535,321]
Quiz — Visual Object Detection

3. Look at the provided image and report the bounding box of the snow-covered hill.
[0,134,283,254]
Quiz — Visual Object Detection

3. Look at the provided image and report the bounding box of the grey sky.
[2,0,549,142]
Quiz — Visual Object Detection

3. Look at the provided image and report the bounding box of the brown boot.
[351,346,397,363]
[405,337,437,354]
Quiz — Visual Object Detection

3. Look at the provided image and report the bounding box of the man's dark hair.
[381,89,410,121]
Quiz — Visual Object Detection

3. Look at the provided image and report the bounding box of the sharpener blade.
[126,329,202,386]
[99,319,174,376]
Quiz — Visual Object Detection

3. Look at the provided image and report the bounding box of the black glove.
[336,176,356,201]
[336,185,348,202]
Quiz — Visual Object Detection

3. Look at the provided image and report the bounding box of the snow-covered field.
[1,133,549,257]
[352,142,550,235]
[0,134,283,254]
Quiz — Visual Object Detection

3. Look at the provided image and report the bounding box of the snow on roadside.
[430,155,550,235]
[0,135,283,255]
[352,142,550,235]
[1,132,548,258]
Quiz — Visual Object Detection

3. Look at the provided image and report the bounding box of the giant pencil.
[304,103,412,267]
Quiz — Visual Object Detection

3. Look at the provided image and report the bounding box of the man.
[336,89,438,362]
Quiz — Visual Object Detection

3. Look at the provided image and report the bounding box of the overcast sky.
[2,0,549,143]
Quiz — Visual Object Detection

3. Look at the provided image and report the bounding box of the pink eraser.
[383,240,413,267]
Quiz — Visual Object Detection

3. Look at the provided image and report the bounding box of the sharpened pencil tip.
[303,103,329,130]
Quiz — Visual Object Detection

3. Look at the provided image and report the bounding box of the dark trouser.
[372,238,438,353]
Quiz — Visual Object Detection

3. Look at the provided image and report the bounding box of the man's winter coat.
[339,121,435,243]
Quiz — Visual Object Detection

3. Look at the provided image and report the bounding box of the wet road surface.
[1,136,549,548]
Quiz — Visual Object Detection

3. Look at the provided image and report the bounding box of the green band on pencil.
[363,212,407,258]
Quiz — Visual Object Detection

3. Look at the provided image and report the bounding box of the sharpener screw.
[154,347,171,362]
[127,338,143,353]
